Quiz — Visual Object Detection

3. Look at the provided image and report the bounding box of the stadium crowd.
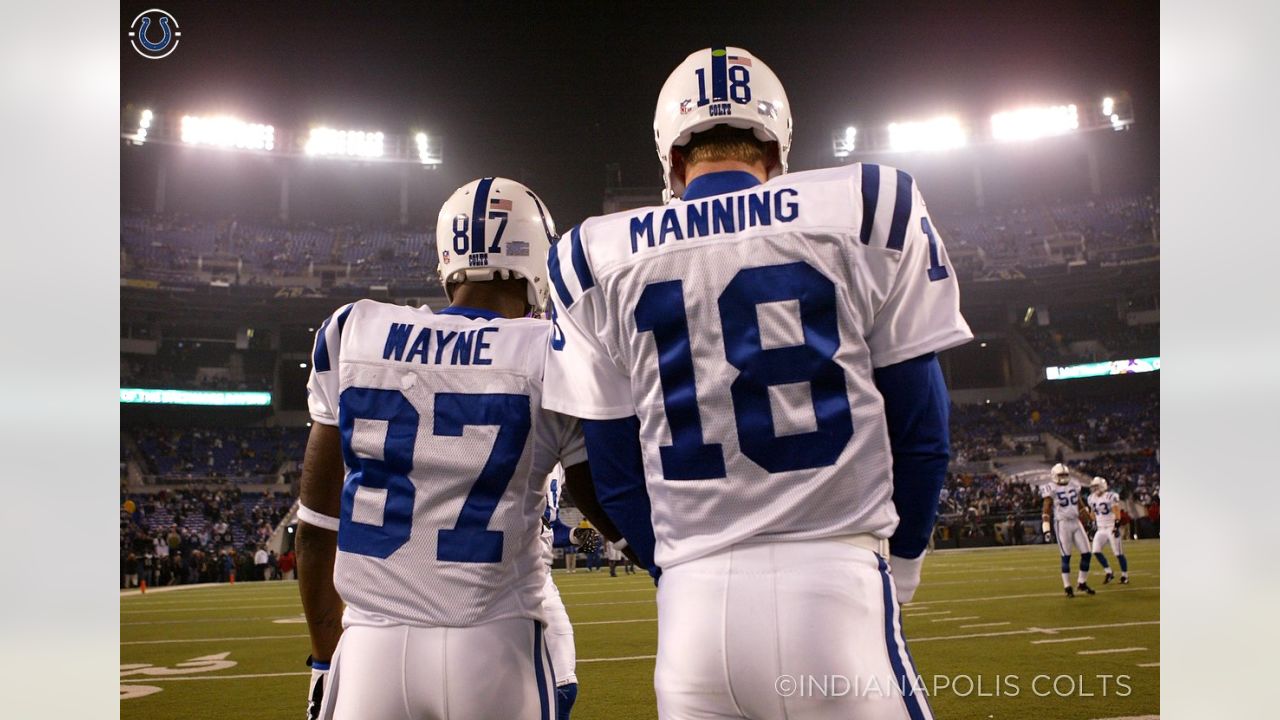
[127,426,307,481]
[120,486,295,587]
[121,191,1156,291]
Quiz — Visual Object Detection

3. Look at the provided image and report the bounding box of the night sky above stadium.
[121,1,1159,227]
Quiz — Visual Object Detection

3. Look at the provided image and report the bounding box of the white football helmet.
[653,46,793,202]
[1051,463,1071,485]
[1090,476,1108,493]
[435,177,557,308]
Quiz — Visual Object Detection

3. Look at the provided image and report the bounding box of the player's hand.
[889,554,924,604]
[1112,526,1120,538]
[306,657,330,719]
[1043,531,1053,543]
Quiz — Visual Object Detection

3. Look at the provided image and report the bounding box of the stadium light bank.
[832,94,1135,158]
[122,107,443,166]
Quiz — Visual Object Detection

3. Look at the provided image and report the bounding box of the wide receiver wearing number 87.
[295,177,631,719]
[543,46,972,719]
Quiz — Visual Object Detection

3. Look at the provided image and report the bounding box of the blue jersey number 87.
[635,261,853,480]
[336,387,531,562]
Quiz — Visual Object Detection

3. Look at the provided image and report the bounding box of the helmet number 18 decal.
[695,48,752,108]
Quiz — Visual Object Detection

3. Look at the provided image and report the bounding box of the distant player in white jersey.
[1087,476,1129,584]
[541,466,579,719]
[1041,463,1097,598]
[295,177,590,720]
[543,46,971,720]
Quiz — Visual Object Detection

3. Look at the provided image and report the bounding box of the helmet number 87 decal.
[695,49,752,107]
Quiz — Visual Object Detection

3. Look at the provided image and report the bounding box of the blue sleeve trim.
[581,417,659,579]
[312,316,334,373]
[569,226,595,292]
[547,242,574,308]
[886,170,914,251]
[873,353,950,559]
[859,164,880,245]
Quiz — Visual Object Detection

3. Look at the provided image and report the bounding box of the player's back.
[308,299,574,628]
[547,163,970,568]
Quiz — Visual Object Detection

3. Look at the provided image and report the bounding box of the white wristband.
[298,504,341,531]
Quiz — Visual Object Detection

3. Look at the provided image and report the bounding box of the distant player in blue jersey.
[295,177,629,720]
[543,47,971,720]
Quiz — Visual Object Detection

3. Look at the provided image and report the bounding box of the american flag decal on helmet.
[489,198,513,211]
[505,240,529,256]
[728,55,752,66]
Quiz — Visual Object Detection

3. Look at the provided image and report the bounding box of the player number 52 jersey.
[308,300,585,628]
[543,163,972,569]
[1042,480,1084,523]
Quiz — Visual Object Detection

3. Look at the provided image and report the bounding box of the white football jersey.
[1088,490,1122,528]
[1042,480,1084,522]
[308,300,585,628]
[541,463,565,562]
[542,164,972,569]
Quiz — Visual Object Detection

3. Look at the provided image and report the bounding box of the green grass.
[122,541,1159,719]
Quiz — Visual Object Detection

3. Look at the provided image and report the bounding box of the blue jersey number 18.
[634,261,854,480]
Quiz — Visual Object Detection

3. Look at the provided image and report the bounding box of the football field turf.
[121,540,1159,719]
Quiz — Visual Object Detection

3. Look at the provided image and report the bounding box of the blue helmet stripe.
[469,177,495,255]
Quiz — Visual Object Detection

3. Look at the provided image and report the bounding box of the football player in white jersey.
[1087,476,1129,584]
[296,178,603,720]
[543,46,971,720]
[1040,463,1098,597]
[541,466,579,718]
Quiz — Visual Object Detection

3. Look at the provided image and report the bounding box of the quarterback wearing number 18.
[543,46,972,720]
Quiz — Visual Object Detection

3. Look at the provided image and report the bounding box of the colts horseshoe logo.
[128,9,182,60]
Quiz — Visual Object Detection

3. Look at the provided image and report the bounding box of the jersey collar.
[681,170,762,201]
[437,305,503,321]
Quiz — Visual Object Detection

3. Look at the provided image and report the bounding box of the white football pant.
[1056,519,1090,556]
[1090,527,1124,556]
[320,617,556,720]
[654,538,933,720]
[542,570,577,686]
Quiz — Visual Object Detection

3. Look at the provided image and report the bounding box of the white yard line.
[930,616,981,623]
[577,654,657,664]
[574,617,657,627]
[1077,647,1147,655]
[119,599,299,609]
[123,634,309,646]
[1136,662,1159,668]
[121,671,310,683]
[903,610,952,617]
[565,599,656,608]
[1031,636,1094,644]
[912,620,1157,643]
[909,585,1157,606]
[960,622,1011,629]
[557,588,656,597]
